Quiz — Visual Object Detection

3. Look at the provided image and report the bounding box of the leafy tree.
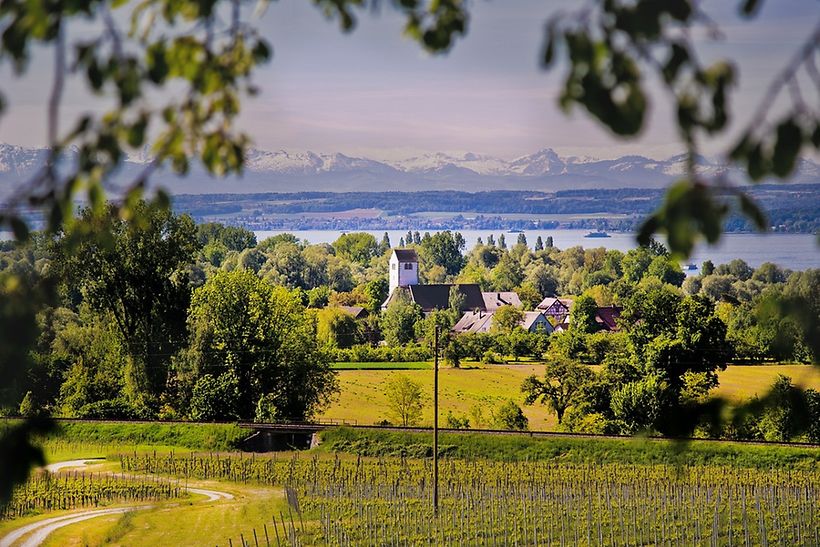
[522,358,594,424]
[701,260,715,276]
[647,256,686,287]
[534,236,544,251]
[197,223,256,251]
[385,376,425,426]
[610,374,666,434]
[492,400,528,431]
[700,274,736,302]
[381,291,423,346]
[516,233,527,247]
[570,294,599,334]
[515,284,542,310]
[492,305,524,334]
[752,262,786,284]
[56,309,129,417]
[419,231,465,276]
[186,270,337,421]
[189,372,242,422]
[334,232,380,264]
[316,307,362,349]
[717,259,754,281]
[363,278,389,314]
[491,253,524,291]
[54,203,199,408]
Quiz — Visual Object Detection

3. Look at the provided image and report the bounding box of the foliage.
[418,231,465,276]
[381,290,423,346]
[316,307,362,349]
[333,232,380,264]
[186,270,337,421]
[491,305,524,334]
[522,358,595,424]
[385,376,425,427]
[491,400,529,431]
[54,204,199,409]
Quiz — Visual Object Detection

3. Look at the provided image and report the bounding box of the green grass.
[48,421,249,451]
[332,361,432,370]
[318,364,820,430]
[41,483,287,547]
[320,427,820,469]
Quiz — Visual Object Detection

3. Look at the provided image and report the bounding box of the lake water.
[255,229,820,272]
[2,228,817,271]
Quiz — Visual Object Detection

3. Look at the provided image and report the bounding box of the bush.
[492,400,528,431]
[481,350,504,364]
[332,344,432,363]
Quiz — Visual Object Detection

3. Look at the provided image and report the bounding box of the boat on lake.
[686,263,698,271]
[584,231,610,238]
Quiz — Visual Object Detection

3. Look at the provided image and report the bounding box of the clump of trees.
[1,214,817,438]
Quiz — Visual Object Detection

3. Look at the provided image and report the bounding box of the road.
[0,460,233,547]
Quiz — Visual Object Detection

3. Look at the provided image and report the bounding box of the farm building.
[453,309,553,334]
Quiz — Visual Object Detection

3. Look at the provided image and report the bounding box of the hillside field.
[317,363,820,430]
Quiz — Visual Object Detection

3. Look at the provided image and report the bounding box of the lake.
[254,229,820,272]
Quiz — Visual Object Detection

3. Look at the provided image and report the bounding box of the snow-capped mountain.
[0,143,817,196]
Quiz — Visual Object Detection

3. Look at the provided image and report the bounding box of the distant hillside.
[0,144,818,197]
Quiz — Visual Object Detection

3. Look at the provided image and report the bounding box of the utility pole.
[433,324,440,515]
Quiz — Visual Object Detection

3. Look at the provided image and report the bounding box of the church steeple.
[389,248,419,294]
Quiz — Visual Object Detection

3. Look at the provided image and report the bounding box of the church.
[381,248,486,313]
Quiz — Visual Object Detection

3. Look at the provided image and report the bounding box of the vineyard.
[0,470,186,520]
[120,451,820,545]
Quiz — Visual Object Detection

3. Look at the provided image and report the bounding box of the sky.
[0,0,817,161]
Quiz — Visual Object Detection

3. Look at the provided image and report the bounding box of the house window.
[391,263,396,270]
[404,263,413,270]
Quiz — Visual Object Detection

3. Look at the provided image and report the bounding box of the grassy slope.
[41,484,287,547]
[317,364,820,430]
[320,427,820,468]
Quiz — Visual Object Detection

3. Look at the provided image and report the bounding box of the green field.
[317,364,820,429]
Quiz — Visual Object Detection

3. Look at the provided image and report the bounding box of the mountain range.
[0,143,817,196]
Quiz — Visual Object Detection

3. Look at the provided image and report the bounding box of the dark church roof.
[392,248,419,262]
[408,284,485,313]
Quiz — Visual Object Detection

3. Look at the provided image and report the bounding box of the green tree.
[534,236,544,251]
[334,233,379,264]
[385,376,425,427]
[492,305,524,334]
[189,372,242,422]
[419,231,465,276]
[186,270,337,421]
[570,294,599,334]
[492,400,528,431]
[197,223,257,251]
[316,307,362,349]
[363,278,390,314]
[381,291,423,346]
[54,203,199,408]
[610,374,666,434]
[522,358,594,424]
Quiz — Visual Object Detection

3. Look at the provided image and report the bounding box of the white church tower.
[389,248,419,295]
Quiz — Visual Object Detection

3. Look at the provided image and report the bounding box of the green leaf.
[771,118,803,177]
[9,217,29,242]
[738,192,768,230]
[739,0,762,17]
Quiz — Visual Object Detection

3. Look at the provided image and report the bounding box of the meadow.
[318,363,820,430]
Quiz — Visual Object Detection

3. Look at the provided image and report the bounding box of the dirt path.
[0,460,234,547]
